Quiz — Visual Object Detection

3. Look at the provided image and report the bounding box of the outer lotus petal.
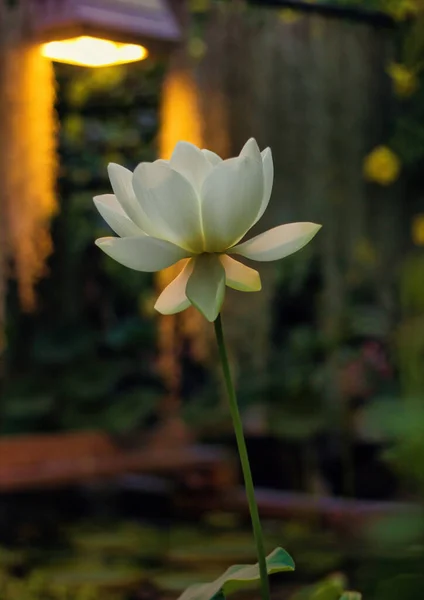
[170,141,213,194]
[186,254,225,322]
[240,138,262,163]
[95,235,190,272]
[202,149,222,166]
[200,156,264,252]
[253,148,274,224]
[154,259,194,315]
[132,162,204,252]
[232,222,322,262]
[219,255,261,292]
[107,163,148,231]
[93,194,142,238]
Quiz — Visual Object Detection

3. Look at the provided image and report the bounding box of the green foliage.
[0,521,160,599]
[365,511,424,554]
[69,521,164,560]
[368,251,424,490]
[374,575,424,600]
[353,247,424,597]
[290,574,345,600]
[266,327,327,440]
[363,395,424,491]
[0,568,120,600]
[177,547,294,600]
[317,0,413,17]
[0,521,345,600]
[400,254,424,314]
[289,573,361,600]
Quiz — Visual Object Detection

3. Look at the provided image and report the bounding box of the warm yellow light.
[41,36,148,67]
[412,215,424,246]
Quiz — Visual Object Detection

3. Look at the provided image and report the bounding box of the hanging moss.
[0,4,58,351]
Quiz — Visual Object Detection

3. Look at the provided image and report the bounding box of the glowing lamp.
[29,0,181,67]
[41,36,148,67]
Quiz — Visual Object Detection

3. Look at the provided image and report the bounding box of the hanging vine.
[0,0,58,351]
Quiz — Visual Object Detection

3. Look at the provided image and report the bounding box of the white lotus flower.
[94,139,321,322]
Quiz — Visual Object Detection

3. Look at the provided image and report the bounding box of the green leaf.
[290,574,345,600]
[177,547,294,600]
[340,593,362,600]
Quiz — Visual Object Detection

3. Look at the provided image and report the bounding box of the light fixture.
[29,0,181,68]
[41,36,148,68]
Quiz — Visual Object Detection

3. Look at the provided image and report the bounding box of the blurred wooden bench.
[0,431,234,492]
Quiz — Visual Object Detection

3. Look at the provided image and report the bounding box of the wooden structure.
[0,431,234,492]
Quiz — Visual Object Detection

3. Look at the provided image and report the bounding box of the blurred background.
[1,0,424,598]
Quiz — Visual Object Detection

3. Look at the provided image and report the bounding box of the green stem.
[214,314,271,600]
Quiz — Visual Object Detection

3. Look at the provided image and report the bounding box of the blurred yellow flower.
[387,63,418,98]
[278,9,302,24]
[363,146,401,186]
[412,214,424,246]
[385,0,419,21]
[188,36,207,60]
[189,0,210,12]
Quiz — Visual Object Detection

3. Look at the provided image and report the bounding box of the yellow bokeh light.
[387,63,418,98]
[41,36,148,68]
[363,145,401,186]
[412,215,424,246]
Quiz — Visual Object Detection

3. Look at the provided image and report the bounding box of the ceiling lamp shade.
[29,0,181,67]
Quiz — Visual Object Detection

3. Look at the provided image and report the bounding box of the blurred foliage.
[0,515,351,600]
[0,520,156,599]
[356,249,424,595]
[289,573,348,600]
[327,0,418,19]
[308,0,424,181]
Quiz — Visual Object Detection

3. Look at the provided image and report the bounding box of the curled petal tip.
[311,223,323,233]
[232,221,322,262]
[240,138,262,162]
[95,236,112,247]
